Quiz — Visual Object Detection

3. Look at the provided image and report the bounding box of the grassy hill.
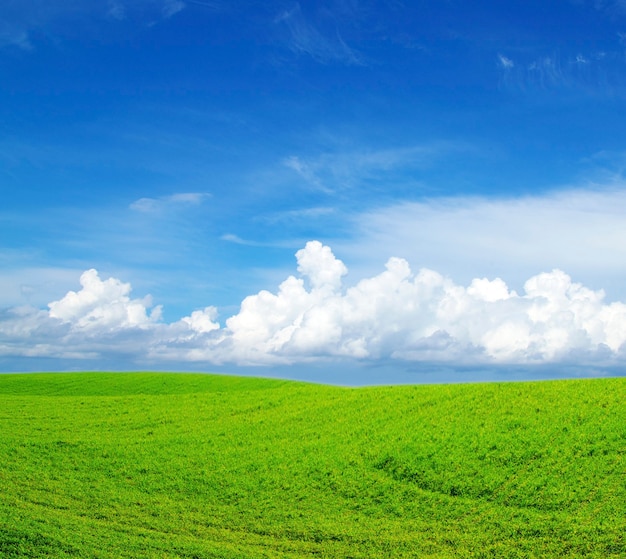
[0,372,623,558]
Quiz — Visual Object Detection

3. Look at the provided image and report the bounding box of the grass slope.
[0,372,624,558]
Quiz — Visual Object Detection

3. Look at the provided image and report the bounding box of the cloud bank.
[346,187,626,299]
[2,241,626,370]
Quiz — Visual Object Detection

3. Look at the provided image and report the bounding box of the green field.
[0,373,624,558]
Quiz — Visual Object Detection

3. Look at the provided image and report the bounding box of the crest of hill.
[0,372,298,396]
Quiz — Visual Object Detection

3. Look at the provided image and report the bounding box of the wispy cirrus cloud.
[283,155,333,193]
[497,53,514,69]
[588,0,626,16]
[129,192,211,214]
[0,0,187,50]
[111,0,188,21]
[107,0,126,20]
[274,2,362,65]
[262,206,336,223]
[220,234,268,247]
[161,0,186,19]
[497,44,626,93]
[498,52,568,90]
[283,143,463,194]
[528,55,568,88]
[110,0,187,22]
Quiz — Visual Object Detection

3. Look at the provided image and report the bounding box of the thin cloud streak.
[275,3,362,65]
[497,46,626,93]
[261,206,336,223]
[220,234,269,247]
[0,0,188,50]
[284,143,463,194]
[498,53,514,69]
[129,192,210,213]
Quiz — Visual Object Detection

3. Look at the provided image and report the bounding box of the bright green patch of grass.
[0,372,624,558]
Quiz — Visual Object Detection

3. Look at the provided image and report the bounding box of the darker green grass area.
[0,372,624,558]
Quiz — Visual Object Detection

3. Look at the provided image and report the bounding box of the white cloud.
[0,0,187,51]
[167,192,208,204]
[48,269,161,331]
[498,54,514,69]
[342,186,626,302]
[593,1,626,16]
[2,239,626,370]
[129,192,210,213]
[220,233,249,245]
[161,0,185,19]
[497,45,626,93]
[284,143,460,193]
[575,54,588,64]
[129,198,161,213]
[275,3,361,65]
[528,56,567,88]
[283,155,331,193]
[296,241,347,292]
[263,206,336,223]
[107,0,126,20]
[184,0,223,7]
[180,307,220,333]
[212,242,626,365]
[219,233,280,247]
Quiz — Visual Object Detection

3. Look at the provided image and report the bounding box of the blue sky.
[2,0,626,383]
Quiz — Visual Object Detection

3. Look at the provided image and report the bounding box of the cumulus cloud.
[2,240,626,370]
[207,243,626,365]
[48,269,161,331]
[1,269,163,360]
[179,307,220,334]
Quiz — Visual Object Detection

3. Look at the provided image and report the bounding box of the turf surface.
[0,372,624,558]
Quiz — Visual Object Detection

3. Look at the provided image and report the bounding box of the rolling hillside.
[0,372,624,558]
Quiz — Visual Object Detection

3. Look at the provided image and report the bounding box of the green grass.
[0,372,624,558]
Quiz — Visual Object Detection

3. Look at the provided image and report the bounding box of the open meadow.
[0,372,624,558]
